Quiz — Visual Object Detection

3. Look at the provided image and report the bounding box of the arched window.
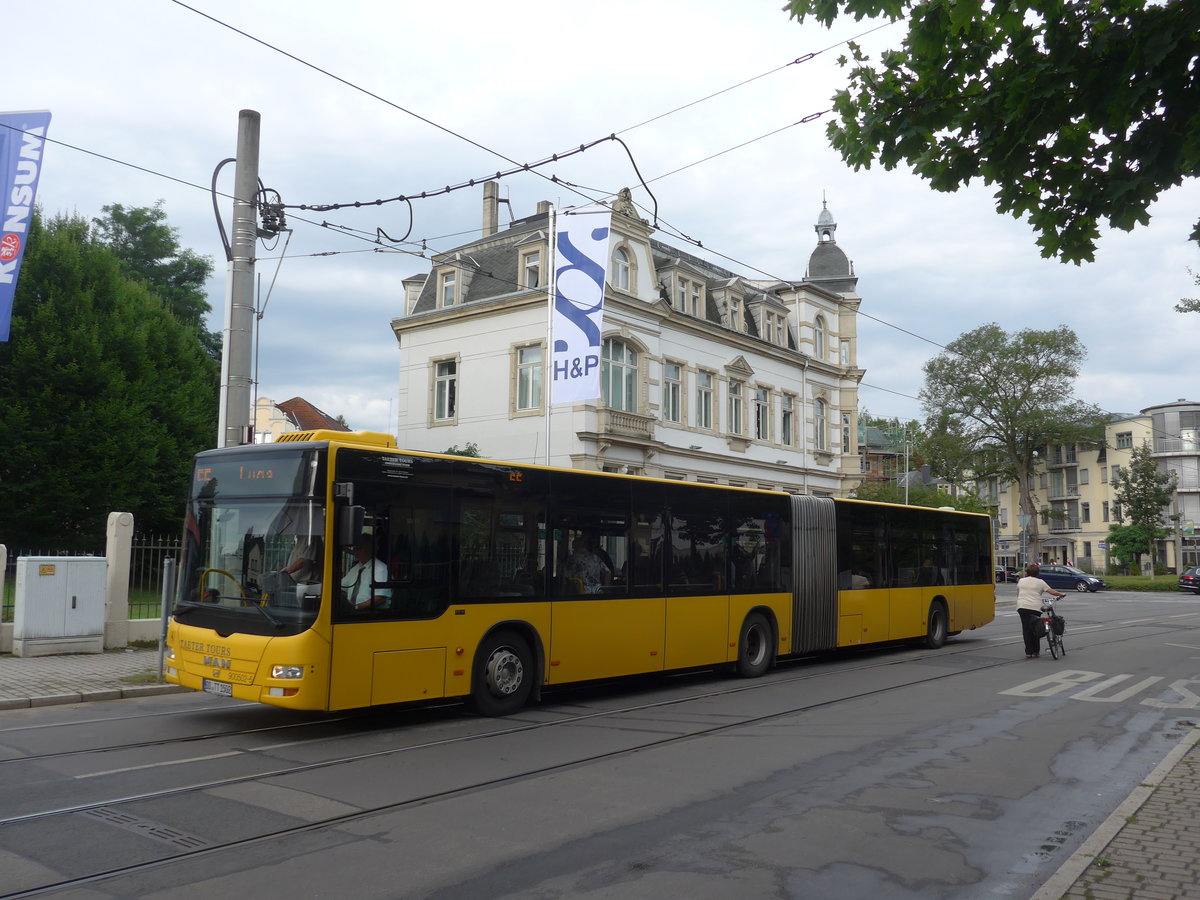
[814,315,827,359]
[601,338,638,412]
[612,247,631,292]
[814,398,827,450]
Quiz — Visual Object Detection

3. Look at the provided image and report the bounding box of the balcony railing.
[1047,517,1081,533]
[1047,483,1080,500]
[1155,438,1200,455]
[598,408,656,440]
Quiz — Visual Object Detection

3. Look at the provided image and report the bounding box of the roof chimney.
[482,182,499,237]
[537,200,551,216]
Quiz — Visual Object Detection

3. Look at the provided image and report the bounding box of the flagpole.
[545,205,556,467]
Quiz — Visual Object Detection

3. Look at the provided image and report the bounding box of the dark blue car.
[1039,564,1106,593]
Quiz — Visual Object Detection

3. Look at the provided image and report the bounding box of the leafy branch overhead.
[785,0,1200,263]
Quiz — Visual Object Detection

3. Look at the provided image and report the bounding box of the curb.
[1029,724,1200,900]
[0,683,189,710]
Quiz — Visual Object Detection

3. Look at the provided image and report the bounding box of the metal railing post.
[157,557,176,680]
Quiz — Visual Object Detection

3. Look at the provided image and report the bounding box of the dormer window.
[729,298,741,332]
[691,282,702,317]
[520,248,541,289]
[612,247,631,291]
[675,278,687,311]
[439,269,457,307]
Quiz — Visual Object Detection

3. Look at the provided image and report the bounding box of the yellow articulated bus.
[165,431,994,716]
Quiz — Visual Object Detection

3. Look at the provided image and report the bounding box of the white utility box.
[13,556,108,657]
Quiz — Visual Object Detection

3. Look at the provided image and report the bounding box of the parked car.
[995,565,1020,583]
[1178,565,1200,594]
[1038,564,1106,593]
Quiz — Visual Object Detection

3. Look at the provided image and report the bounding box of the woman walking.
[1016,563,1065,658]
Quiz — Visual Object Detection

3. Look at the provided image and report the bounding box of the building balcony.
[598,408,656,441]
[1047,486,1080,501]
[1048,517,1081,533]
[1155,437,1200,455]
[1045,455,1077,469]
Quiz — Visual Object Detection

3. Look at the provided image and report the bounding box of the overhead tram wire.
[15,131,1167,443]
[11,122,1126,437]
[168,0,891,228]
[12,84,1161,438]
[611,20,893,138]
[166,0,608,212]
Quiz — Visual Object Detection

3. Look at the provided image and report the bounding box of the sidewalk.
[1033,724,1200,900]
[0,650,1198,898]
[0,648,188,709]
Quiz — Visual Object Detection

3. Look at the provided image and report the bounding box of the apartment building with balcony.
[980,400,1200,572]
[390,186,865,495]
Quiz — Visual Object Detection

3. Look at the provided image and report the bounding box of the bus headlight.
[271,665,305,679]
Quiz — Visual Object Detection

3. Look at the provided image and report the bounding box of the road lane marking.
[75,751,240,779]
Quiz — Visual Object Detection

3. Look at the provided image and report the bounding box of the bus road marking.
[1001,670,1200,709]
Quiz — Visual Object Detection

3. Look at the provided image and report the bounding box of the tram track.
[6,613,1198,898]
[0,610,1188,769]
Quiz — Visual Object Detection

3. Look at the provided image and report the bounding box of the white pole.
[544,206,556,466]
[217,110,261,448]
[904,427,911,505]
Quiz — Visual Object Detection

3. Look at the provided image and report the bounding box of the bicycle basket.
[1050,614,1066,636]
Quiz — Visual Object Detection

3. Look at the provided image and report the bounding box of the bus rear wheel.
[471,630,533,717]
[736,612,774,678]
[923,603,948,649]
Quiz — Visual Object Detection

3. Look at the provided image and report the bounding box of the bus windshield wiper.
[244,600,285,629]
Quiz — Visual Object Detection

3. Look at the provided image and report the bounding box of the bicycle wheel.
[1047,630,1061,660]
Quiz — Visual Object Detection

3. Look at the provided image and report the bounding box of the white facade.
[392,188,865,496]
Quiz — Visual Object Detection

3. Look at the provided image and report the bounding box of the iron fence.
[1,534,180,623]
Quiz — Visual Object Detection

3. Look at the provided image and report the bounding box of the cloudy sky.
[8,0,1198,435]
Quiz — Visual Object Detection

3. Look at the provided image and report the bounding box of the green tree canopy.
[92,201,221,360]
[785,0,1200,262]
[852,478,985,512]
[1105,522,1163,572]
[0,209,219,549]
[1112,442,1176,569]
[919,323,1107,558]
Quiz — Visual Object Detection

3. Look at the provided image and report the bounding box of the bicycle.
[1039,596,1066,660]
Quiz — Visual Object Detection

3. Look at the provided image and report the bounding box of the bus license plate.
[202,678,233,697]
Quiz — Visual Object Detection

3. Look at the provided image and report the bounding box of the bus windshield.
[175,495,326,637]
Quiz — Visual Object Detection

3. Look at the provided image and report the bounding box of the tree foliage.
[92,201,221,360]
[919,323,1107,557]
[785,0,1200,262]
[1175,269,1199,314]
[852,478,986,512]
[1112,442,1176,567]
[1105,522,1163,571]
[0,209,219,549]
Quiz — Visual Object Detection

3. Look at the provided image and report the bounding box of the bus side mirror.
[338,505,365,548]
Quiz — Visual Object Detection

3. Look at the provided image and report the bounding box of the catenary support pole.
[217,109,261,448]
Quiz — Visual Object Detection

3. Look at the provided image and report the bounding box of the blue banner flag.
[550,207,611,405]
[1,110,52,342]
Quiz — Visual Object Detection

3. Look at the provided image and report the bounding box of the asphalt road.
[2,586,1198,899]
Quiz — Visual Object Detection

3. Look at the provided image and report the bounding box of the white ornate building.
[391,186,866,495]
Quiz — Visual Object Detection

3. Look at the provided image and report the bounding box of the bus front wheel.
[471,630,534,716]
[736,612,774,678]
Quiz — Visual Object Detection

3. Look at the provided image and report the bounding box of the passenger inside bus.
[564,535,611,594]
